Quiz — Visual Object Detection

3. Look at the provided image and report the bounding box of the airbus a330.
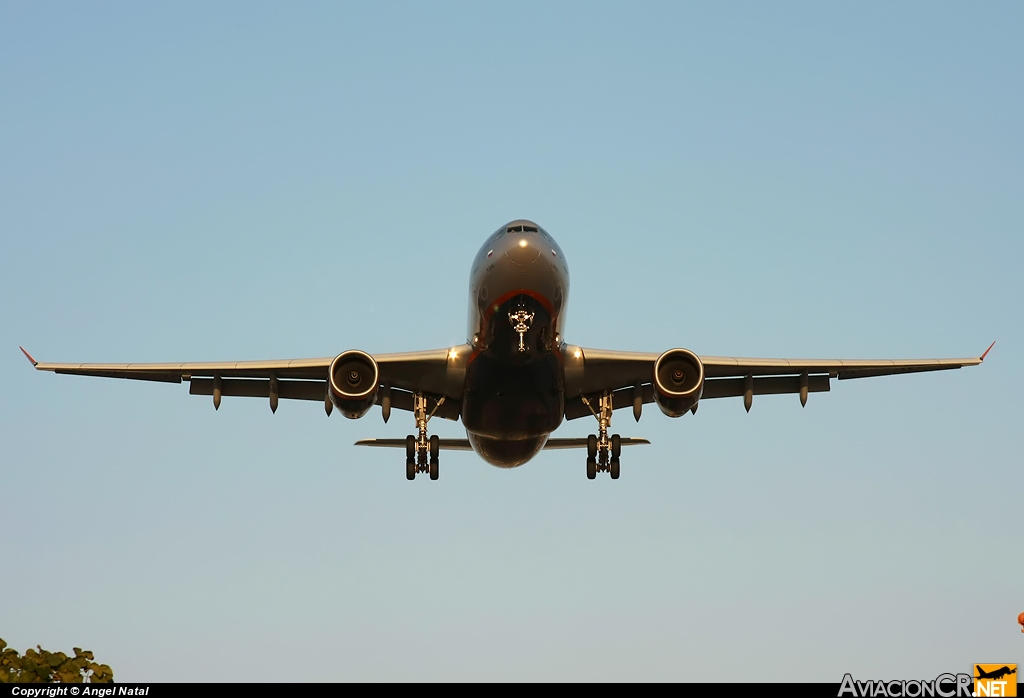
[21,220,993,480]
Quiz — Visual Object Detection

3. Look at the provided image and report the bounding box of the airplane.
[975,666,1016,681]
[20,219,994,481]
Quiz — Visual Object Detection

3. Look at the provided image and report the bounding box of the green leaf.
[0,640,112,683]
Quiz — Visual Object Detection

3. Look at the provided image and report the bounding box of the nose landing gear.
[582,391,622,480]
[508,306,535,353]
[405,393,444,481]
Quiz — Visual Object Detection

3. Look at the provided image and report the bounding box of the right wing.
[22,345,467,419]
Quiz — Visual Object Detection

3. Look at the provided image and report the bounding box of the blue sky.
[1,1,1021,681]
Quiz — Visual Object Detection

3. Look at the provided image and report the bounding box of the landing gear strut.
[406,392,444,481]
[582,391,622,479]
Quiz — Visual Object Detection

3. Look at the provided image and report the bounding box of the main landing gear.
[406,392,443,481]
[582,391,621,480]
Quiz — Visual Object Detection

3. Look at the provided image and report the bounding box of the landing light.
[518,239,528,247]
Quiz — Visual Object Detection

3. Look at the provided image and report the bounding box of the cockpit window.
[506,224,539,233]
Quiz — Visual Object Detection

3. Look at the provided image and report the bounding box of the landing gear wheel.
[611,434,621,458]
[587,434,597,459]
[609,456,620,480]
[429,434,440,460]
[586,457,597,480]
[405,436,416,480]
[429,457,439,480]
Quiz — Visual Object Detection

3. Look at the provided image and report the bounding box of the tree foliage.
[0,638,113,683]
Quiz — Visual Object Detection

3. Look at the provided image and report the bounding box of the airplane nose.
[505,235,542,265]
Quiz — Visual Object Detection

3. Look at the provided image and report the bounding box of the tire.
[405,435,415,461]
[429,458,439,480]
[586,457,597,480]
[429,434,440,460]
[587,434,597,459]
[611,434,621,458]
[406,458,416,480]
[610,456,620,480]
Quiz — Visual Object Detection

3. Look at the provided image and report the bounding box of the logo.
[839,673,972,697]
[1017,612,1024,633]
[973,665,1017,698]
[838,669,1021,698]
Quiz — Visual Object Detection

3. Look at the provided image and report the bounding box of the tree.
[0,638,113,683]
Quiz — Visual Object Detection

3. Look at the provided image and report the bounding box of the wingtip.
[19,346,38,367]
[980,341,996,361]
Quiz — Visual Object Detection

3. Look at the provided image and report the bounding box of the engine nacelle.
[652,348,704,417]
[328,350,379,419]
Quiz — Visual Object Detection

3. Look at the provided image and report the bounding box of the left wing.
[563,342,993,419]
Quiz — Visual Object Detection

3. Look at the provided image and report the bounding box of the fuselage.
[461,220,569,467]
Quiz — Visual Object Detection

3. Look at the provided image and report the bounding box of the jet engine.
[328,350,379,419]
[652,348,704,417]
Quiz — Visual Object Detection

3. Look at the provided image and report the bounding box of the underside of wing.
[563,343,992,419]
[699,353,986,380]
[23,345,460,415]
[22,339,992,420]
[28,353,335,382]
